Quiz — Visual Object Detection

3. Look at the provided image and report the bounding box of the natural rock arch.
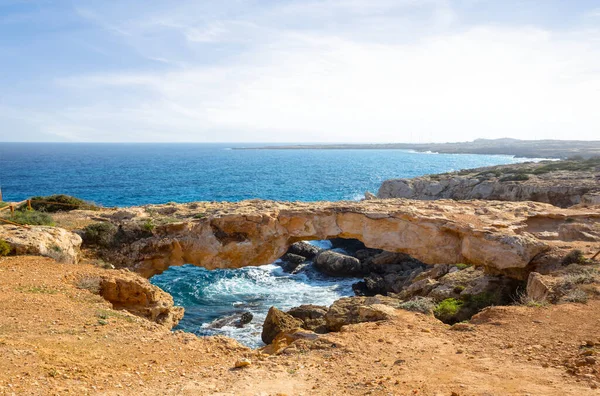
[125,200,553,278]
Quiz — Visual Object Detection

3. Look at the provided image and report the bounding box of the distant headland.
[233,138,600,159]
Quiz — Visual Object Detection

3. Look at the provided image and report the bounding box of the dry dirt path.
[0,256,598,395]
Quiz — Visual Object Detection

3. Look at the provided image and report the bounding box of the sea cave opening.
[150,237,523,348]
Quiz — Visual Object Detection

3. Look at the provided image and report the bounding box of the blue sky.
[1,0,599,142]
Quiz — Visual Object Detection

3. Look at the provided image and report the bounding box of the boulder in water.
[279,253,307,273]
[286,241,322,259]
[314,250,367,277]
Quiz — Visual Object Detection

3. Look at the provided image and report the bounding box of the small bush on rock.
[76,275,102,294]
[399,297,435,315]
[26,194,97,212]
[82,222,117,248]
[0,240,12,256]
[434,298,463,322]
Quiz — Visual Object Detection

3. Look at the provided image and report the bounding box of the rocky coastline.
[1,163,600,393]
[377,157,600,207]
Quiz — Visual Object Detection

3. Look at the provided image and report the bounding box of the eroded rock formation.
[0,225,82,264]
[95,270,184,328]
[73,199,600,279]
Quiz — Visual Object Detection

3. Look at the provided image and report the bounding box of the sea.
[0,142,528,347]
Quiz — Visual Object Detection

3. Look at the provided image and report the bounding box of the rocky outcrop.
[526,272,551,302]
[377,160,600,208]
[0,225,82,264]
[353,251,427,295]
[95,270,184,328]
[286,305,328,333]
[325,296,400,331]
[261,307,303,344]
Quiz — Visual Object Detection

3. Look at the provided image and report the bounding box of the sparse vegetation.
[531,157,600,174]
[96,309,135,323]
[562,249,589,266]
[81,222,117,248]
[499,173,530,182]
[0,240,12,256]
[25,194,97,212]
[561,289,588,304]
[454,263,470,270]
[4,210,55,226]
[17,285,58,294]
[142,219,155,232]
[399,297,436,315]
[516,290,549,307]
[76,275,102,294]
[559,267,598,287]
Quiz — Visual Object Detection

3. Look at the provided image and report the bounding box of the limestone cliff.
[377,159,600,208]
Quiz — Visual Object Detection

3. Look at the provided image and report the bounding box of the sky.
[0,0,599,143]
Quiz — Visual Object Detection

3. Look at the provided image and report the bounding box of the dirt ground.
[1,255,599,395]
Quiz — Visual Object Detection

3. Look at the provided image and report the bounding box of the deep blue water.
[0,143,525,205]
[0,142,528,347]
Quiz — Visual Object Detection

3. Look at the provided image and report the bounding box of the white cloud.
[7,1,600,142]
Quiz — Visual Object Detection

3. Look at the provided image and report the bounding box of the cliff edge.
[378,158,600,207]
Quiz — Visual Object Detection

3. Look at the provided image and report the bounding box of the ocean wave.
[151,247,359,348]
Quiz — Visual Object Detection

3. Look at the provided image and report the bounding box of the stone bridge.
[121,199,576,278]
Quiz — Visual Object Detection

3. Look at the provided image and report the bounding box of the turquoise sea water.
[0,143,524,205]
[1,143,527,347]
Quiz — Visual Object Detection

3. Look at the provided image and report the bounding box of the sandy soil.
[1,256,599,395]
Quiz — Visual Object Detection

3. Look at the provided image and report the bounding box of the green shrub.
[82,222,117,248]
[4,210,55,226]
[0,240,12,256]
[25,194,96,212]
[454,263,470,270]
[434,298,463,322]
